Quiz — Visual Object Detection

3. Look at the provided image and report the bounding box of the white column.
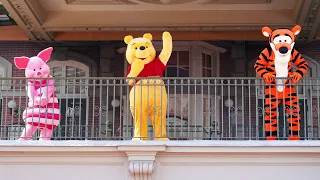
[190,45,202,77]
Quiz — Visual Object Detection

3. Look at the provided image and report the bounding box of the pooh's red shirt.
[126,57,167,83]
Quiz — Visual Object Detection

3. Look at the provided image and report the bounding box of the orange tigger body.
[254,25,308,140]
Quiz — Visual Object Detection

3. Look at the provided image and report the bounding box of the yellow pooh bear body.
[124,32,172,140]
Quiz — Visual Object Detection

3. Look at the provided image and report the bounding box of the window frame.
[47,60,90,98]
[0,56,12,91]
[162,50,191,77]
[201,50,214,77]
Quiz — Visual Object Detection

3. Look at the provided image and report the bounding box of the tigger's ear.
[262,26,272,37]
[291,25,301,36]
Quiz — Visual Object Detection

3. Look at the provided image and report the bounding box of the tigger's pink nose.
[37,72,42,76]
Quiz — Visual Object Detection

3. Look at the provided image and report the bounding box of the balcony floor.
[1,140,320,147]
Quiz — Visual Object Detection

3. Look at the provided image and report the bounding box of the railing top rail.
[0,77,320,80]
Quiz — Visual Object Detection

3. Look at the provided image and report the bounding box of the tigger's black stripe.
[288,130,299,136]
[256,67,265,72]
[255,62,265,67]
[266,67,274,71]
[292,52,300,63]
[265,131,278,137]
[261,52,269,61]
[297,61,306,67]
[261,72,267,77]
[296,70,304,76]
[299,66,308,70]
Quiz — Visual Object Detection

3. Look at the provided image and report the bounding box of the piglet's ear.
[14,57,30,69]
[37,47,53,62]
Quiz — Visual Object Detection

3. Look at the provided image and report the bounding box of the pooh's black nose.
[139,46,146,50]
[279,47,288,54]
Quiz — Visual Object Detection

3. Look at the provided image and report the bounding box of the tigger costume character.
[254,25,308,140]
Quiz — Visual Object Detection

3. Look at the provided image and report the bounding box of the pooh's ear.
[262,26,272,37]
[291,25,301,36]
[143,33,153,41]
[124,35,133,45]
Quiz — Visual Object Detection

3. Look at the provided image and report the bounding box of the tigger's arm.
[292,49,308,77]
[254,48,270,77]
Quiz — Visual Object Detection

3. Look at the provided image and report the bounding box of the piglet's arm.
[41,78,56,99]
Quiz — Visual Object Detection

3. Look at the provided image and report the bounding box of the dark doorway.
[53,98,87,140]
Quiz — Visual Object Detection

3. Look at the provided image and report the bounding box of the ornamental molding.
[118,144,166,180]
[65,0,272,5]
[44,25,298,33]
[65,0,76,4]
[128,161,155,180]
[138,0,197,5]
[202,0,271,4]
[298,0,320,39]
[64,0,137,5]
[1,0,52,40]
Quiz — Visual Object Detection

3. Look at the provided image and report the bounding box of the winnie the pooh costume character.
[124,31,172,140]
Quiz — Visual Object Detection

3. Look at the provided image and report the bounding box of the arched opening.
[0,56,12,91]
[0,56,12,129]
[50,50,97,77]
[47,60,90,140]
[0,56,12,78]
[48,60,89,96]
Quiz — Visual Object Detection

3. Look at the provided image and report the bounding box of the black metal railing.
[0,77,319,140]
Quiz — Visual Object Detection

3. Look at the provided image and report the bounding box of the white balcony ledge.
[1,141,320,180]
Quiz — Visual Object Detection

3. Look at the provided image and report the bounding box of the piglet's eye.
[33,69,36,71]
[40,68,42,70]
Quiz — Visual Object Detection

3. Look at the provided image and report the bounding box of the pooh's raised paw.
[162,31,172,40]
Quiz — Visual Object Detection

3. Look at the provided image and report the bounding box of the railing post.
[118,145,166,180]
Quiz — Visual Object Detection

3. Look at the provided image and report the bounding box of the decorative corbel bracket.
[118,144,166,180]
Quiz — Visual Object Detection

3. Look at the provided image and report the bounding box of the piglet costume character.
[14,47,61,140]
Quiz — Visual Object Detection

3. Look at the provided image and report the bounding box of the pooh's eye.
[135,47,137,50]
[146,46,148,48]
